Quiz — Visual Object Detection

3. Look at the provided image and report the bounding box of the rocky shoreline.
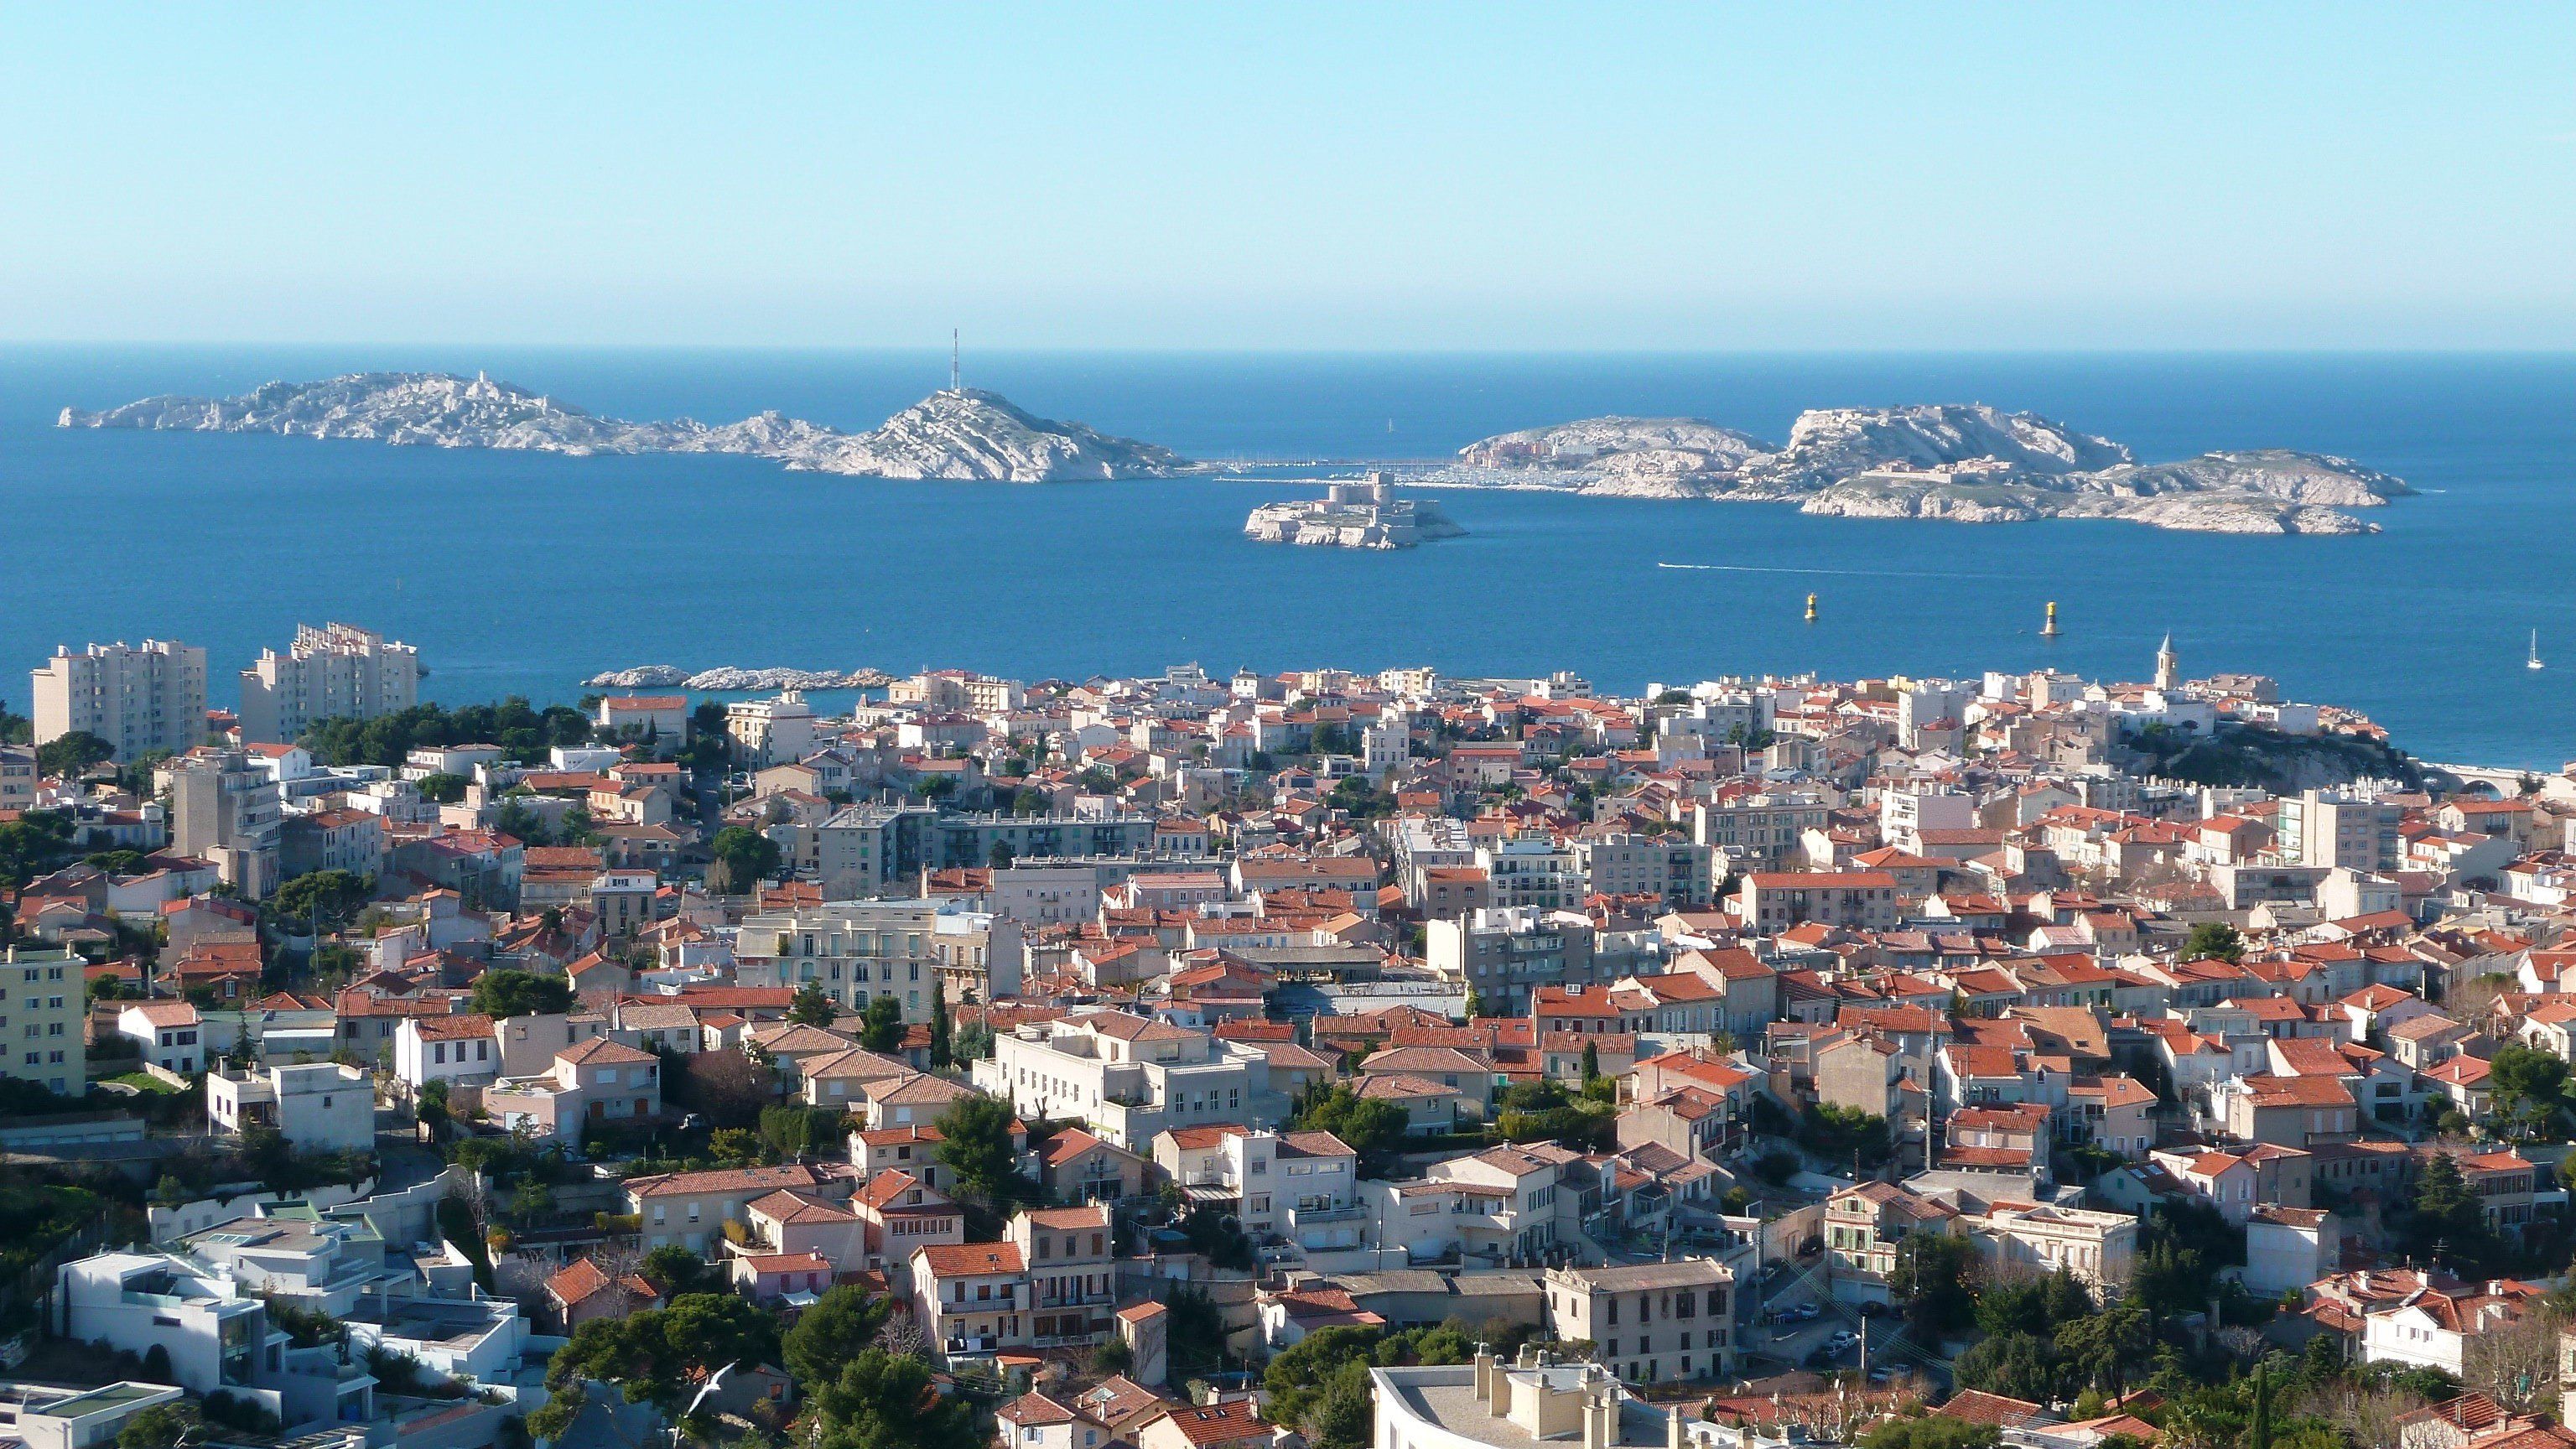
[1432,405,2412,534]
[583,666,891,691]
[61,371,1192,483]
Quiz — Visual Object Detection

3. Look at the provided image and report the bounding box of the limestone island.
[60,371,1193,483]
[1433,403,2411,534]
[1244,472,1467,549]
[580,666,892,691]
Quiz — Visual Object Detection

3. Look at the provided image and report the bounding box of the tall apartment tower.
[29,640,208,762]
[237,622,422,745]
[169,750,283,899]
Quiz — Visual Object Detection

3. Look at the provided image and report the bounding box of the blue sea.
[3,347,2572,766]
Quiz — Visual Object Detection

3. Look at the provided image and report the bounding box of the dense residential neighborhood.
[12,636,2576,1449]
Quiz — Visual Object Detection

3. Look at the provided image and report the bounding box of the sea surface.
[3,346,2572,766]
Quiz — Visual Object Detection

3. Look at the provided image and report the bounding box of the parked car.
[1825,1329,1857,1353]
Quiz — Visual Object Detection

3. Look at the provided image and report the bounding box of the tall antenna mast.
[951,329,961,392]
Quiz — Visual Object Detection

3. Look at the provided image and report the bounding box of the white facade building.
[237,623,422,745]
[207,1062,375,1154]
[31,640,206,763]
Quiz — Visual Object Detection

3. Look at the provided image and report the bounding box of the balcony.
[1034,1289,1114,1310]
[1289,1202,1364,1224]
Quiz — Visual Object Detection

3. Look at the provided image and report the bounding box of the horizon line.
[11,340,2576,359]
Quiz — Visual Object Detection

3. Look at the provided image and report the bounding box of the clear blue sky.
[4,4,2571,349]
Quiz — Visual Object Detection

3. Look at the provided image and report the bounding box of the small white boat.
[2531,629,2546,671]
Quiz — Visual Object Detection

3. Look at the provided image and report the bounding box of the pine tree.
[2250,1362,2273,1449]
[928,980,953,1069]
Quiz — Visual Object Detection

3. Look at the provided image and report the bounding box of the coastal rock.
[2081,449,2411,506]
[1456,416,1774,475]
[584,666,692,688]
[581,665,889,690]
[794,388,1189,481]
[1442,403,2407,535]
[1758,403,2130,485]
[62,372,1193,483]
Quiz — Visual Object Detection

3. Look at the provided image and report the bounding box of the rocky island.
[581,665,891,691]
[60,371,1192,483]
[1244,472,1466,549]
[1436,403,2410,534]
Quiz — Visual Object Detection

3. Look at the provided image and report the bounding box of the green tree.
[811,1348,980,1449]
[782,1284,891,1391]
[36,731,112,777]
[1888,1231,1978,1340]
[2054,1297,2153,1397]
[708,826,782,892]
[415,772,470,803]
[2485,1044,2568,1136]
[544,1291,777,1412]
[932,1093,1027,1205]
[1163,1283,1228,1376]
[2183,922,2246,963]
[989,839,1017,870]
[639,1244,709,1298]
[270,869,374,933]
[860,995,905,1052]
[789,983,839,1026]
[2408,1151,2491,1267]
[491,797,550,847]
[1858,1418,2001,1449]
[1291,1083,1409,1165]
[928,982,953,1069]
[1952,1331,2062,1403]
[468,969,574,1019]
[117,1404,199,1449]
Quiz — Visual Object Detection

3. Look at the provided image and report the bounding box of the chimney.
[1475,1348,1496,1404]
[1669,1405,1688,1449]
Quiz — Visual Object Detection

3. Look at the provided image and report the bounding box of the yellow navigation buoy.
[2041,601,2059,637]
[1805,592,1818,623]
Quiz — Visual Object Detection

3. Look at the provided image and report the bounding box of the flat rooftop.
[1381,1366,1687,1449]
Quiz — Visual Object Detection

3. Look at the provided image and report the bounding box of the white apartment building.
[1543,1259,1737,1384]
[1,945,86,1097]
[2277,788,2405,873]
[974,1012,1282,1150]
[1152,1125,1299,1239]
[1572,835,1715,908]
[726,691,819,767]
[206,1062,375,1154]
[735,901,1026,1016]
[0,745,34,812]
[1690,794,1830,869]
[1478,839,1586,912]
[169,750,283,899]
[237,623,421,745]
[31,640,206,762]
[1880,787,1977,853]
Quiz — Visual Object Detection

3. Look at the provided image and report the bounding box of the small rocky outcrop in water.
[583,665,891,690]
[60,372,1192,483]
[1432,402,2412,534]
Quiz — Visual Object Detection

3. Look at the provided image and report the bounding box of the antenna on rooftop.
[952,329,962,393]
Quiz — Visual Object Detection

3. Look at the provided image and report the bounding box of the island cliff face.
[1437,403,2410,534]
[60,372,1191,483]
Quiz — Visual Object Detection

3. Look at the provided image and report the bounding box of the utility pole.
[1858,1313,1869,1380]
